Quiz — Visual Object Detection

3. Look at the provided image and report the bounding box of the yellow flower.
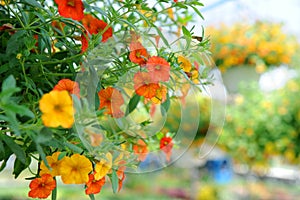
[39,90,74,128]
[234,95,244,105]
[16,53,22,60]
[40,152,62,177]
[94,152,112,180]
[178,55,192,72]
[60,154,92,184]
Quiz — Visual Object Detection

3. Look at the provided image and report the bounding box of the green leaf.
[0,88,21,103]
[23,0,45,10]
[36,144,49,168]
[4,104,34,118]
[36,127,53,144]
[6,30,26,56]
[153,25,171,49]
[13,157,31,178]
[1,75,16,91]
[1,134,26,164]
[57,152,67,161]
[182,26,191,38]
[126,94,140,116]
[190,5,204,20]
[65,142,83,153]
[111,170,119,193]
[0,139,4,156]
[175,2,188,9]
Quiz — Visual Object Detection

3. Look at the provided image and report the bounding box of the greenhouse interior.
[1,0,300,199]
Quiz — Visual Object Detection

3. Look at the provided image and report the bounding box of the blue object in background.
[206,158,232,184]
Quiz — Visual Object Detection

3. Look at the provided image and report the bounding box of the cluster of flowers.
[0,0,209,199]
[207,21,299,73]
[219,76,300,171]
[31,74,176,198]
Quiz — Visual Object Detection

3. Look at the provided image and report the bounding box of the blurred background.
[1,0,300,199]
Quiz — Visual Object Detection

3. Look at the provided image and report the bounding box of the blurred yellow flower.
[234,95,244,105]
[39,90,74,128]
[60,154,92,184]
[40,152,62,177]
[178,55,192,72]
[94,152,112,180]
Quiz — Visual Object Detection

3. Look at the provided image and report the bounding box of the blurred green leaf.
[23,0,45,10]
[1,75,16,91]
[13,157,31,178]
[182,26,191,38]
[4,104,34,118]
[65,142,83,153]
[1,134,26,164]
[36,127,53,144]
[111,170,118,193]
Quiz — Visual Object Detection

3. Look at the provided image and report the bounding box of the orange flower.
[146,56,170,82]
[85,174,106,195]
[133,139,148,161]
[116,160,126,192]
[98,87,124,118]
[150,85,167,104]
[54,0,84,21]
[133,72,160,98]
[40,152,62,177]
[53,78,80,98]
[160,136,173,162]
[129,42,149,65]
[28,174,56,199]
[118,173,126,192]
[82,14,113,42]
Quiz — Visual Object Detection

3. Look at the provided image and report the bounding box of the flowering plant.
[219,75,300,172]
[207,21,299,73]
[0,0,212,199]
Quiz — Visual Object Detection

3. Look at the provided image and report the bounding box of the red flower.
[129,42,149,65]
[28,174,56,199]
[53,78,80,98]
[118,173,126,192]
[85,174,106,195]
[160,136,173,162]
[0,23,15,35]
[146,56,170,82]
[54,0,84,21]
[82,14,113,42]
[133,139,148,161]
[98,87,124,118]
[133,72,160,98]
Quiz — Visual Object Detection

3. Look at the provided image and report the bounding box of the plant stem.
[52,177,57,200]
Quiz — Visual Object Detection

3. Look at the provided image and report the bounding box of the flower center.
[54,104,63,113]
[155,65,161,70]
[67,0,75,7]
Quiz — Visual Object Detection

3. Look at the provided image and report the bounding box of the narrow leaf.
[182,26,191,38]
[126,94,140,116]
[111,170,119,193]
[2,134,26,164]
